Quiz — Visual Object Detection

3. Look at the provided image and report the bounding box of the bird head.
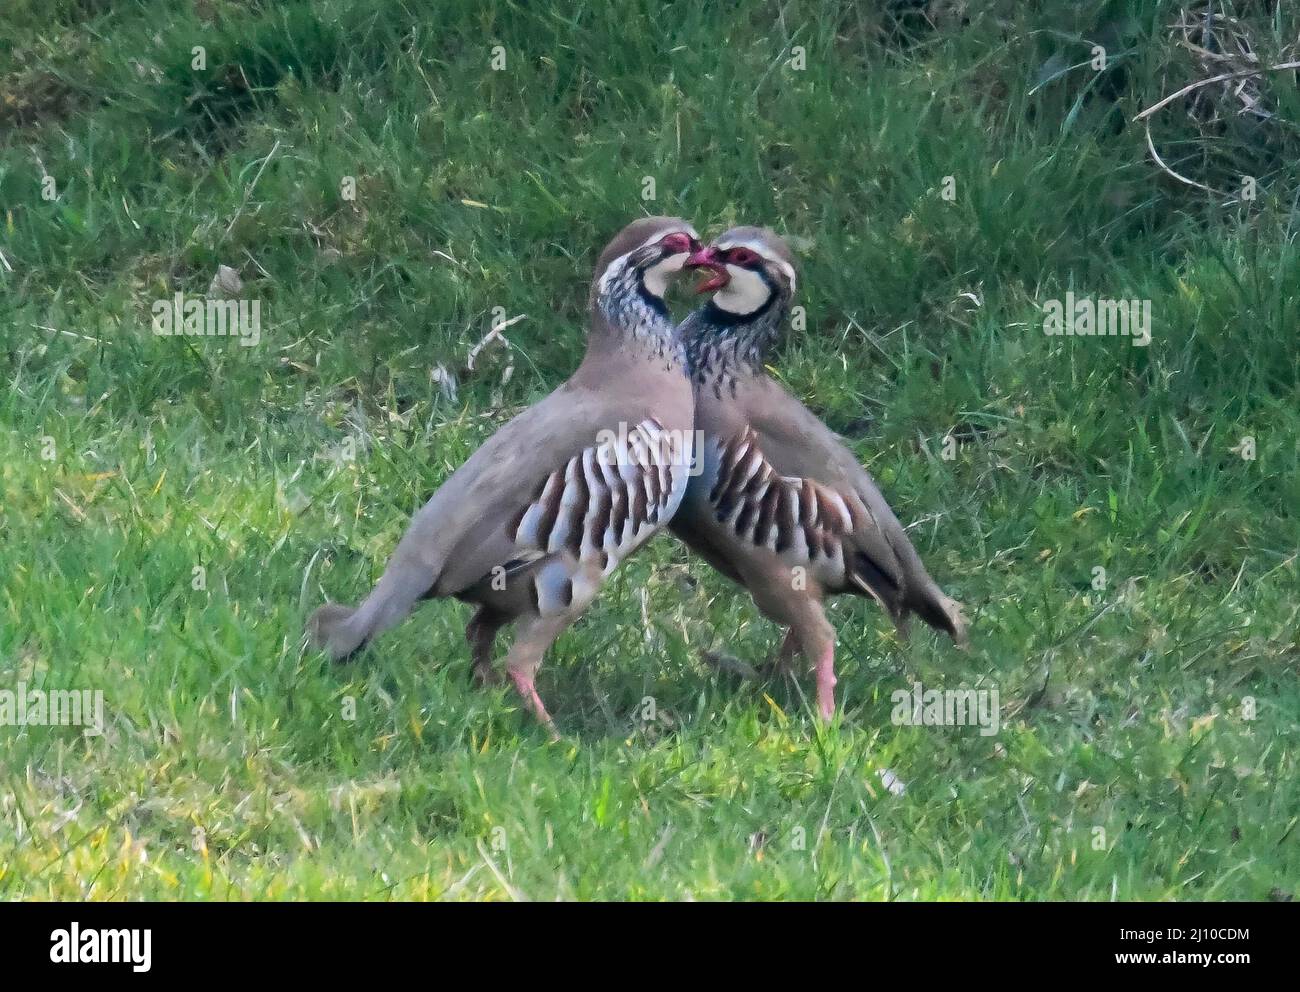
[685,227,797,317]
[593,216,702,306]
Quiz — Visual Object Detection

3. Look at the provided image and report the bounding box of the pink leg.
[510,668,560,742]
[503,615,565,741]
[785,601,838,722]
[814,642,837,721]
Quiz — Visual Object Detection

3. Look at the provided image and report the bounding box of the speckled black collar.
[679,292,789,398]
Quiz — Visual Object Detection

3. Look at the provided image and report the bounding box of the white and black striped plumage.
[502,416,689,616]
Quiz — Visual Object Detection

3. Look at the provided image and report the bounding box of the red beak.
[685,247,729,294]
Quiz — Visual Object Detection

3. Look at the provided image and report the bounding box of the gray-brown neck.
[680,288,790,398]
[583,259,687,374]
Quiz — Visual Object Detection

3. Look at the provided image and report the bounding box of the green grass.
[2,0,1297,900]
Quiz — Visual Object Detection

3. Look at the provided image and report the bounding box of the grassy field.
[2,0,1297,900]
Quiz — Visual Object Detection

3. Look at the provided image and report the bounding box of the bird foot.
[509,669,561,742]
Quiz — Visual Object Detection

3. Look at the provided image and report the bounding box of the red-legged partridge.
[310,217,702,737]
[674,227,967,721]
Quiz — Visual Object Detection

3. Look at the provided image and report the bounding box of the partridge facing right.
[673,227,967,721]
[309,217,701,738]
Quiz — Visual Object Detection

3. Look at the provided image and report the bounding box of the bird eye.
[660,232,693,254]
[726,247,759,266]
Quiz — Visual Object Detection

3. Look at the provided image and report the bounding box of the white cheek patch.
[598,225,699,297]
[714,238,797,292]
[712,265,772,315]
[642,252,687,298]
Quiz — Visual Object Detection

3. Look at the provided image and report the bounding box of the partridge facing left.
[673,227,967,721]
[309,217,701,738]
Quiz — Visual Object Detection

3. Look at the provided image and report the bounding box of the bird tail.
[848,549,969,649]
[307,560,438,661]
[905,578,969,649]
[307,602,362,660]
